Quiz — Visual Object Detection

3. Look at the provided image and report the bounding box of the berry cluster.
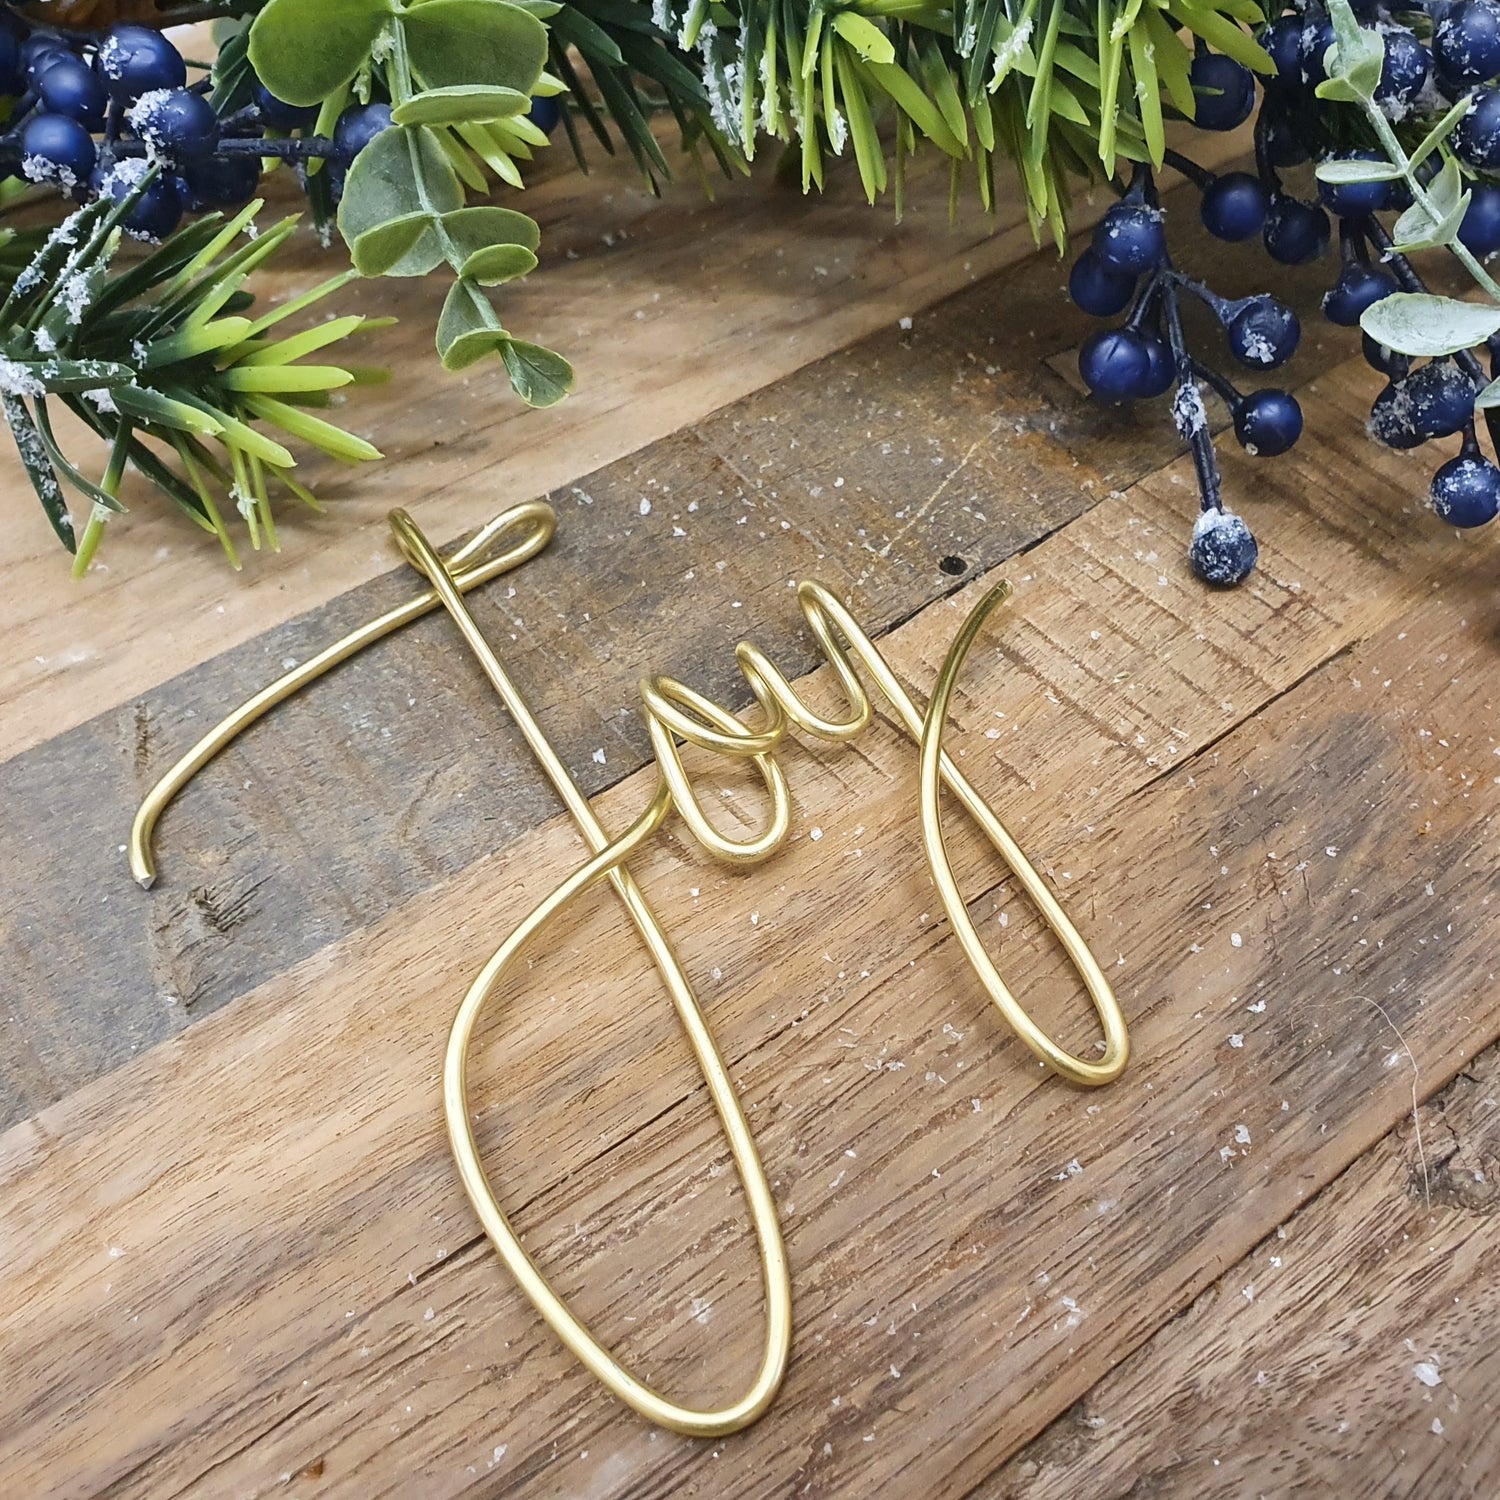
[1070,16,1500,588]
[0,13,444,243]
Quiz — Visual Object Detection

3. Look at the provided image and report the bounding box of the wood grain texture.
[0,170,1349,1131]
[1,356,1495,1497]
[988,1045,1500,1499]
[0,134,1248,766]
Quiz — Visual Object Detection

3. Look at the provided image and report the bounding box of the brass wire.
[130,499,1129,1436]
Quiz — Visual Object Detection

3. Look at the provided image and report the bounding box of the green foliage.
[0,182,383,570]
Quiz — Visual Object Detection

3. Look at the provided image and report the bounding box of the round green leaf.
[248,0,395,108]
[403,0,549,94]
[441,205,542,256]
[338,126,463,260]
[460,243,539,284]
[501,339,575,407]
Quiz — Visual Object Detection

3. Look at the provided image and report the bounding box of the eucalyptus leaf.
[392,85,532,126]
[404,0,550,94]
[349,212,445,277]
[1315,158,1404,184]
[436,278,508,369]
[1474,374,1500,410]
[1360,292,1500,357]
[500,338,575,406]
[440,205,542,255]
[459,244,540,284]
[338,126,463,269]
[248,0,395,108]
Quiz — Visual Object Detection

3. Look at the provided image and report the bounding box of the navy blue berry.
[1261,112,1311,168]
[1362,332,1409,378]
[1234,390,1304,456]
[129,87,220,161]
[1405,359,1477,438]
[1069,249,1138,317]
[1263,16,1306,88]
[1080,327,1158,402]
[1300,15,1337,85]
[1139,334,1176,397]
[254,82,319,131]
[1459,182,1500,254]
[1190,508,1258,586]
[23,35,74,86]
[96,162,183,240]
[1435,0,1500,87]
[1455,87,1500,168]
[1190,53,1256,131]
[333,103,394,162]
[95,24,187,105]
[1228,297,1300,369]
[177,153,260,211]
[1201,172,1267,241]
[528,95,562,135]
[1376,28,1432,103]
[37,54,107,132]
[20,112,96,189]
[1369,381,1426,449]
[1317,152,1392,217]
[1323,262,1397,326]
[1262,196,1330,265]
[1430,451,1500,525]
[1091,202,1167,276]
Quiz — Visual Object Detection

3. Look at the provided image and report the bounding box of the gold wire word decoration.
[131,502,1129,1437]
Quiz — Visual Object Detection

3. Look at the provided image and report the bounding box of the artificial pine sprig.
[1,182,385,571]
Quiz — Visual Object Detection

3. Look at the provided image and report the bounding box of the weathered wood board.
[2,151,1498,1499]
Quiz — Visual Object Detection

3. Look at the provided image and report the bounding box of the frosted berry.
[1322,262,1397,326]
[1190,508,1258,586]
[1091,202,1167,276]
[1369,381,1425,449]
[1405,359,1477,438]
[1069,249,1138,317]
[1263,16,1306,88]
[1263,196,1329,265]
[1430,451,1500,525]
[1201,171,1267,242]
[23,35,73,85]
[1228,297,1300,369]
[333,103,394,162]
[37,54,106,132]
[1234,390,1303,456]
[1458,182,1500,254]
[96,161,183,240]
[1190,53,1256,131]
[1300,15,1337,85]
[1434,0,1500,86]
[95,24,186,105]
[1376,28,1431,103]
[1079,327,1158,401]
[1455,87,1500,168]
[129,87,220,161]
[1317,152,1392,217]
[20,112,96,190]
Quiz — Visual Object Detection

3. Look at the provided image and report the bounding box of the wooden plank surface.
[2,349,1497,1497]
[0,133,1245,766]
[3,144,1498,1500]
[987,1041,1500,1498]
[0,168,1346,1131]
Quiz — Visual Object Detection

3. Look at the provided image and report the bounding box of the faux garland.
[0,0,1496,585]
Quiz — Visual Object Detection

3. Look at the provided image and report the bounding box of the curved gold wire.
[131,498,1130,1437]
[128,502,556,889]
[918,588,1130,1087]
[386,511,793,1439]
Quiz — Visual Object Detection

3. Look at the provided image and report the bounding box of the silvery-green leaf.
[1409,96,1472,170]
[1360,292,1500,356]
[1315,158,1404,184]
[1325,0,1384,96]
[1474,374,1500,409]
